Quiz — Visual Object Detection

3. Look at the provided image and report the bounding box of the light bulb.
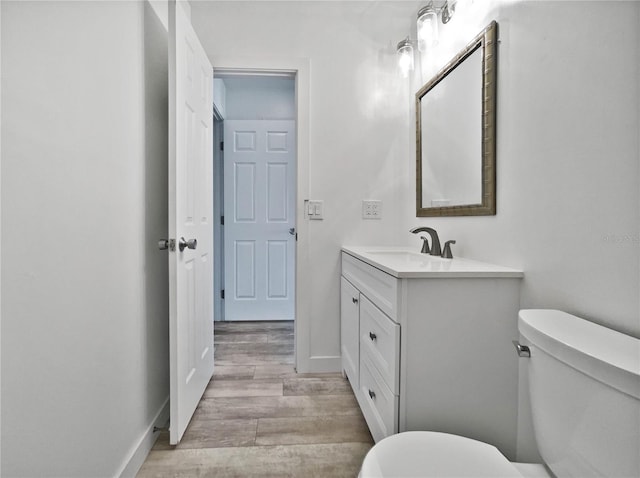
[417,5,438,51]
[396,39,414,77]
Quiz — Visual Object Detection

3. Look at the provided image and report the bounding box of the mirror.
[416,21,497,216]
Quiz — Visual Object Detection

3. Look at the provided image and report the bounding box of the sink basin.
[365,250,442,263]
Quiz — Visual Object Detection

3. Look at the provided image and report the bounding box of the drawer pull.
[368,389,376,400]
[369,332,377,341]
[352,297,359,304]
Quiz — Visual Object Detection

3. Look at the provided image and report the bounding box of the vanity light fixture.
[396,38,414,77]
[398,1,459,76]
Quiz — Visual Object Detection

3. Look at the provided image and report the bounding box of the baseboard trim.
[115,396,170,478]
[305,355,341,373]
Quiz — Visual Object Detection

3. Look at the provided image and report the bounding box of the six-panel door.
[168,0,215,445]
[224,120,296,321]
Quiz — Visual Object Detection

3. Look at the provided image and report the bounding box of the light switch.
[307,200,324,220]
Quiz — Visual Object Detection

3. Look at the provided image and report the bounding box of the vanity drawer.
[360,295,400,394]
[341,252,400,320]
[359,353,398,442]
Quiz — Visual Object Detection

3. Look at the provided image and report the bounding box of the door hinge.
[220,216,224,225]
[220,141,224,151]
[221,289,225,299]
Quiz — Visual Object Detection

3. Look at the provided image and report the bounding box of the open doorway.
[213,73,296,324]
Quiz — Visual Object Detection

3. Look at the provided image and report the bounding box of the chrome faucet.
[410,227,442,256]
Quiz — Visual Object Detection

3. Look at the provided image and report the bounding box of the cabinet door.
[340,277,360,389]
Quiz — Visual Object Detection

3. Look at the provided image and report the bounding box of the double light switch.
[307,200,324,220]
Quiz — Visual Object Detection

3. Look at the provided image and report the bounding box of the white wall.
[405,0,639,338]
[223,76,295,120]
[1,2,169,476]
[191,1,416,364]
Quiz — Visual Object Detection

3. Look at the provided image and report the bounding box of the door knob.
[289,228,296,235]
[179,237,197,252]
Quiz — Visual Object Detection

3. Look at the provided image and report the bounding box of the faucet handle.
[442,240,456,259]
[419,236,430,254]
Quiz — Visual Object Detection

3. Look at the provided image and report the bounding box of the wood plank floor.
[137,321,373,477]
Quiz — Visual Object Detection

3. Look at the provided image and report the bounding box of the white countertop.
[342,246,524,279]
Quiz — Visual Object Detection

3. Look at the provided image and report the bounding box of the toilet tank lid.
[519,309,640,399]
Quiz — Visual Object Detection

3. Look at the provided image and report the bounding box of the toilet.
[359,309,640,478]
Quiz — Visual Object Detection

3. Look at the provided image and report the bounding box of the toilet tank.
[519,310,640,478]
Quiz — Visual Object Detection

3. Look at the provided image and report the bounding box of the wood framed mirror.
[416,21,497,217]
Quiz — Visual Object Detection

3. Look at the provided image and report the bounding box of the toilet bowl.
[359,309,640,478]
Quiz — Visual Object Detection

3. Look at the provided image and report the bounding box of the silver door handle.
[289,228,296,235]
[179,237,197,252]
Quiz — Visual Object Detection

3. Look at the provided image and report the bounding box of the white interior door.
[168,0,214,445]
[224,120,296,321]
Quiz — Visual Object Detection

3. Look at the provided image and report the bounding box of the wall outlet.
[362,200,382,219]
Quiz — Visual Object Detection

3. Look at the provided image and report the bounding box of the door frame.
[212,110,224,323]
[212,57,312,373]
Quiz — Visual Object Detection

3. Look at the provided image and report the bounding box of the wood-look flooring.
[137,321,373,477]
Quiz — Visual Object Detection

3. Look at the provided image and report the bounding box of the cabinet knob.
[368,389,376,400]
[352,297,358,304]
[369,332,377,341]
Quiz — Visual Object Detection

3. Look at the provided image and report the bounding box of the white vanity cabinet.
[341,252,402,441]
[340,248,523,460]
